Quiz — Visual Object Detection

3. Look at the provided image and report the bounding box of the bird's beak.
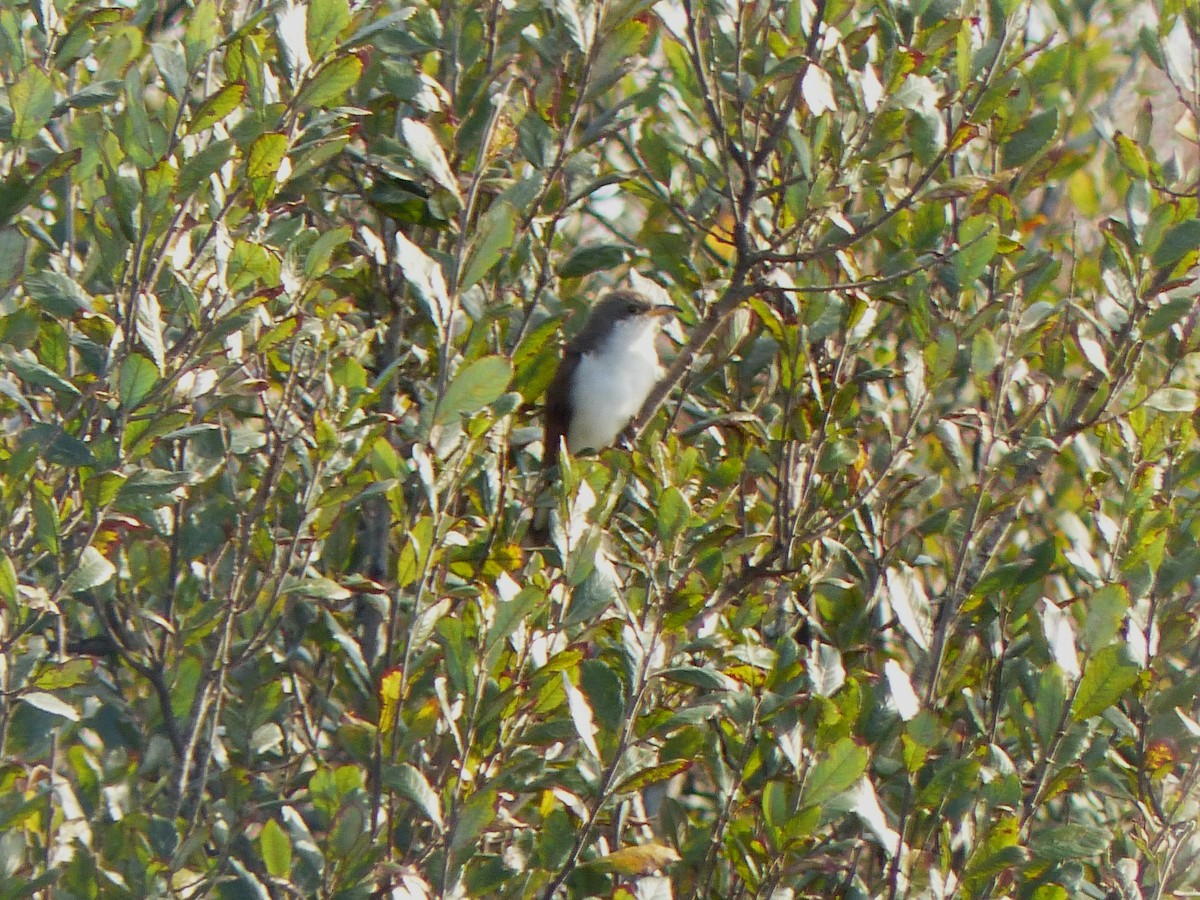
[647,306,675,319]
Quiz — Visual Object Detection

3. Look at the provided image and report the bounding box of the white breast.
[568,317,663,452]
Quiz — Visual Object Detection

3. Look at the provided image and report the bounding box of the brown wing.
[543,349,580,465]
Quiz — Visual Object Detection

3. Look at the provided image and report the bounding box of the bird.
[532,291,673,543]
[542,290,673,459]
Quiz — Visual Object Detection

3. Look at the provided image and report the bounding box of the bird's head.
[582,290,673,341]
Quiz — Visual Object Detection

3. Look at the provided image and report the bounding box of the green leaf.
[1143,297,1193,338]
[802,737,868,806]
[64,546,116,593]
[580,658,625,733]
[150,42,188,99]
[449,789,495,855]
[1082,585,1128,652]
[614,759,692,794]
[179,138,234,194]
[304,225,352,278]
[1001,109,1058,168]
[136,291,167,372]
[1151,219,1200,271]
[307,0,350,59]
[817,438,859,472]
[763,779,790,831]
[0,149,81,226]
[297,56,362,108]
[188,83,245,133]
[260,316,300,352]
[1113,132,1150,179]
[54,80,122,113]
[247,131,289,207]
[0,227,27,286]
[23,271,94,317]
[0,553,16,605]
[485,586,539,656]
[1071,644,1139,721]
[660,666,736,691]
[558,243,627,278]
[123,66,166,165]
[656,487,691,542]
[1029,823,1112,860]
[2,349,80,396]
[260,819,292,880]
[184,0,218,69]
[1145,388,1196,413]
[434,356,513,425]
[228,239,279,292]
[229,860,271,900]
[400,117,461,201]
[378,669,402,733]
[24,424,97,467]
[564,559,619,626]
[383,764,445,831]
[10,67,55,143]
[118,353,159,408]
[955,216,999,285]
[459,201,516,291]
[31,483,60,556]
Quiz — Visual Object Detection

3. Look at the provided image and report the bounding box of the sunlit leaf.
[383,764,445,832]
[260,819,292,880]
[400,117,461,201]
[64,546,116,593]
[307,0,350,59]
[188,83,246,133]
[10,67,55,142]
[590,843,680,875]
[803,738,868,806]
[20,692,79,722]
[297,56,362,108]
[394,230,451,331]
[434,356,513,425]
[802,64,837,116]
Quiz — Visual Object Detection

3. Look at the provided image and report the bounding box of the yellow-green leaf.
[247,131,288,207]
[0,553,17,605]
[590,843,681,875]
[614,759,693,795]
[260,819,292,880]
[297,56,361,109]
[188,83,246,134]
[10,67,55,143]
[379,668,402,733]
[307,0,350,60]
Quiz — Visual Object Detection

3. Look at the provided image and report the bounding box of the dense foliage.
[2,0,1200,896]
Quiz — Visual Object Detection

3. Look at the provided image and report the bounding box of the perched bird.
[532,291,672,543]
[543,290,673,458]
